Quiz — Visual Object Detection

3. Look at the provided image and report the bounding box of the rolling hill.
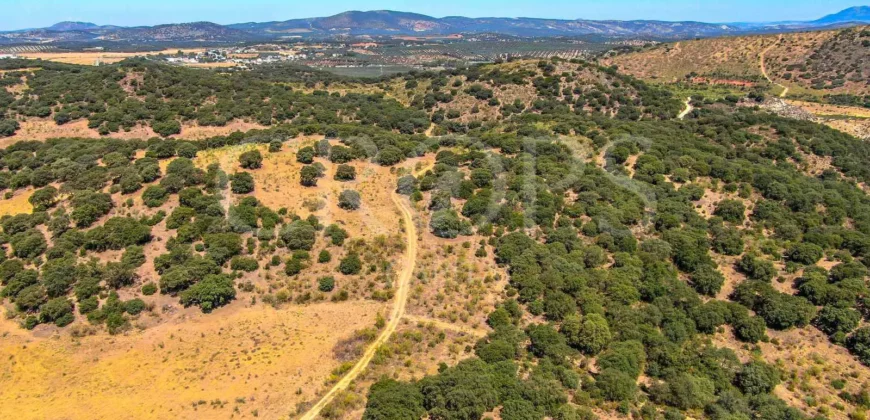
[228,11,748,38]
[3,55,870,420]
[603,25,870,97]
[813,6,870,24]
[1,6,869,44]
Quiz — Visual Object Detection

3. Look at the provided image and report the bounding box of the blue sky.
[3,0,865,30]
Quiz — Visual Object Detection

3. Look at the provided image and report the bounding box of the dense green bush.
[300,164,323,186]
[339,252,362,275]
[230,172,255,194]
[141,185,169,207]
[318,276,335,292]
[713,199,746,224]
[280,220,317,250]
[334,164,356,181]
[239,150,263,169]
[429,209,462,239]
[296,146,315,164]
[230,256,259,272]
[179,274,236,312]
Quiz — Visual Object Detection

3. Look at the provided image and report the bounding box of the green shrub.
[339,253,362,275]
[39,297,74,327]
[179,274,236,312]
[335,164,356,181]
[338,190,361,210]
[230,172,255,194]
[141,283,158,296]
[239,150,263,169]
[318,276,335,292]
[125,298,147,315]
[230,256,259,272]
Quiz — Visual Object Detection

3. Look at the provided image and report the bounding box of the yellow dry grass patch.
[782,100,870,140]
[824,119,870,141]
[0,301,383,420]
[19,52,145,66]
[604,35,774,82]
[194,140,413,239]
[17,50,207,66]
[0,188,33,217]
[0,119,269,148]
[787,100,870,119]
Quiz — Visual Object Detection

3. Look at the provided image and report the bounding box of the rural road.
[299,172,420,420]
[760,35,789,98]
[678,97,693,119]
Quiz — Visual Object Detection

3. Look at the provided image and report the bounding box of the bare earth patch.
[0,118,270,147]
[0,300,383,420]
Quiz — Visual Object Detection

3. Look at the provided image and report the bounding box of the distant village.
[0,36,606,71]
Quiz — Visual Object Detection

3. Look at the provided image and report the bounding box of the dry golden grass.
[0,118,269,147]
[0,188,33,217]
[194,140,409,240]
[787,100,870,119]
[714,326,868,419]
[19,52,145,66]
[0,301,383,420]
[781,100,870,140]
[604,27,870,97]
[604,35,774,82]
[17,49,207,66]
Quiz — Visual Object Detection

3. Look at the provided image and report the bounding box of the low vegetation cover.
[607,26,870,105]
[1,55,870,419]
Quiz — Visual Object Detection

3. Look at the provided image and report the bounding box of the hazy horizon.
[3,1,866,31]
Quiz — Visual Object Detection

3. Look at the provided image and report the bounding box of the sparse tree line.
[0,57,685,140]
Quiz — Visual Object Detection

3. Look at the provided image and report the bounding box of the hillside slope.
[4,58,870,420]
[603,26,870,97]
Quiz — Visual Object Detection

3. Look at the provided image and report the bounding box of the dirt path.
[760,35,789,98]
[677,97,693,119]
[299,177,419,419]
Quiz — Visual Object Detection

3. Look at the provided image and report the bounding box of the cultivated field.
[17,49,207,66]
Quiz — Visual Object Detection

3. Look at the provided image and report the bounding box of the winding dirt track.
[760,35,789,98]
[677,97,693,119]
[299,187,418,420]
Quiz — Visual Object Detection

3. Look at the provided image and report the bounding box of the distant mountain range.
[1,6,869,45]
[813,6,870,24]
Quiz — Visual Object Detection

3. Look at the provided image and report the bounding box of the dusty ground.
[0,300,383,420]
[605,27,870,97]
[604,35,773,83]
[786,101,870,119]
[0,118,270,147]
[193,140,408,240]
[0,138,439,420]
